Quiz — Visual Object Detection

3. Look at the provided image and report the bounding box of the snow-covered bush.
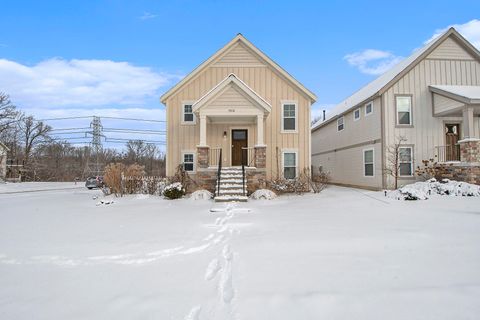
[250,189,277,200]
[388,178,480,200]
[163,182,185,199]
[190,189,213,200]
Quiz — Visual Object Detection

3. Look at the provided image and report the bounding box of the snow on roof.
[311,28,464,131]
[430,85,480,101]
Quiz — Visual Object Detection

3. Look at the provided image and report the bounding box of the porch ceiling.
[430,85,480,117]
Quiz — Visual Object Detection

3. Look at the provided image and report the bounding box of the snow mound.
[190,189,213,200]
[388,178,480,200]
[250,189,277,200]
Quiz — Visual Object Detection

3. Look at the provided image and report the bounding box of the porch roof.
[429,85,480,105]
[192,73,272,114]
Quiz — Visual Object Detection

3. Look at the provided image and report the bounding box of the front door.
[231,129,248,166]
[445,123,460,161]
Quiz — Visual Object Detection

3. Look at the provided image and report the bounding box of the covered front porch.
[430,85,480,164]
[193,73,271,170]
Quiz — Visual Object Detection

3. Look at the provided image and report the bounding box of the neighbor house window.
[282,103,297,131]
[399,147,413,176]
[363,149,374,177]
[337,116,344,131]
[283,151,297,180]
[396,96,412,125]
[365,102,373,116]
[182,103,195,124]
[354,108,360,121]
[182,153,195,172]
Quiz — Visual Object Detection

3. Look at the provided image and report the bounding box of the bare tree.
[0,93,19,135]
[125,140,148,163]
[384,135,408,189]
[17,115,51,169]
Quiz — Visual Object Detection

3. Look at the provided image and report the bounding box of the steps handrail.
[241,148,246,196]
[216,148,222,197]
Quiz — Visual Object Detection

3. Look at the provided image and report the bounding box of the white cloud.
[139,12,158,20]
[426,19,480,49]
[344,49,403,76]
[0,58,178,108]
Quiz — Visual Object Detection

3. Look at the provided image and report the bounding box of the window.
[365,102,373,116]
[354,108,360,121]
[182,103,195,124]
[283,151,297,180]
[282,103,296,131]
[363,149,374,177]
[337,116,344,131]
[399,147,413,176]
[182,153,194,172]
[396,96,412,125]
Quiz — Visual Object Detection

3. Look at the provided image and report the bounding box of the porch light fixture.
[223,131,227,139]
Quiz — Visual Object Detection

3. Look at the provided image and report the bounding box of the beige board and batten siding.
[311,97,383,189]
[382,36,480,187]
[164,41,312,179]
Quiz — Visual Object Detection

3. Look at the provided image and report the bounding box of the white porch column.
[199,115,207,146]
[462,106,475,139]
[256,114,264,146]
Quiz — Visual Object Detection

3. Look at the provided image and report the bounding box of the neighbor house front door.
[445,123,460,161]
[231,129,248,166]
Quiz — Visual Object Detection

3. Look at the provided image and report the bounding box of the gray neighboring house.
[0,142,8,182]
[311,28,480,190]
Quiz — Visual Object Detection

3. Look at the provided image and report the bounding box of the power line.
[100,116,165,123]
[38,116,94,121]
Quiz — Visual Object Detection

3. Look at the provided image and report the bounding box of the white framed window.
[363,148,374,177]
[182,152,195,172]
[399,147,413,176]
[365,102,373,116]
[337,116,344,131]
[182,102,195,124]
[396,96,412,126]
[282,150,297,180]
[354,108,361,121]
[281,102,297,132]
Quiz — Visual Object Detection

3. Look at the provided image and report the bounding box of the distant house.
[311,28,480,190]
[0,142,8,182]
[161,34,316,200]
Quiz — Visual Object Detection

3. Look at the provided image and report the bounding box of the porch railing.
[241,147,255,167]
[209,147,222,167]
[216,148,222,197]
[435,145,461,162]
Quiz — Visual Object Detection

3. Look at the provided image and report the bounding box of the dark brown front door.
[445,123,460,161]
[231,129,248,166]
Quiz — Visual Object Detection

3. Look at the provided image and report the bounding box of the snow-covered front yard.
[1,183,480,319]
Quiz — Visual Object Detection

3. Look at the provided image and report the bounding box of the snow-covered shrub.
[163,182,185,199]
[250,189,277,200]
[190,189,213,200]
[388,178,480,200]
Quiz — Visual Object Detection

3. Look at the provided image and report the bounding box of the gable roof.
[192,73,272,113]
[160,34,317,104]
[430,85,480,104]
[311,27,480,131]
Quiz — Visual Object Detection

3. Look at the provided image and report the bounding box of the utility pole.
[82,116,104,178]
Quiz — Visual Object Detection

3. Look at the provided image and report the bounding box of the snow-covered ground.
[0,184,479,319]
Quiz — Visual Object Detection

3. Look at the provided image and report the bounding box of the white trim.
[364,101,373,116]
[363,148,375,177]
[354,108,361,121]
[181,151,196,173]
[181,101,196,125]
[337,116,344,132]
[281,100,298,133]
[281,149,298,180]
[399,146,414,177]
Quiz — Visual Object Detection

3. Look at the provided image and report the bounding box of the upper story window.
[396,96,412,126]
[365,102,373,116]
[337,116,344,131]
[354,108,360,121]
[182,103,195,124]
[282,103,297,132]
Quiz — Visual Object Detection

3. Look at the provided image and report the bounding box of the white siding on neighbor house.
[382,41,480,188]
[311,97,383,189]
[432,93,465,115]
[426,37,475,60]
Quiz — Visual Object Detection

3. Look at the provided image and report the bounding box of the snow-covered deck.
[1,183,479,319]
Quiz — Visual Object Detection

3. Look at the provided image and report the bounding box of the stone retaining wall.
[434,163,480,185]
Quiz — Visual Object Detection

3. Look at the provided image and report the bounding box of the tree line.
[0,92,165,181]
